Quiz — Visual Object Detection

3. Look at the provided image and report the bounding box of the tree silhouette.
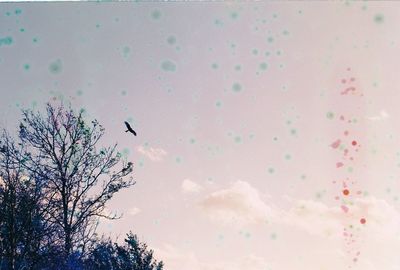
[18,104,134,257]
[85,232,163,270]
[0,131,54,270]
[0,103,164,270]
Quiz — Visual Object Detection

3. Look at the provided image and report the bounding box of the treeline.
[0,104,163,270]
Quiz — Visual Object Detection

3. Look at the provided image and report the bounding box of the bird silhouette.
[124,121,137,136]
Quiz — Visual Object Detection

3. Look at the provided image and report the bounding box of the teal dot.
[49,59,62,74]
[211,63,218,69]
[259,62,268,70]
[76,90,83,96]
[252,49,258,55]
[230,12,238,19]
[270,233,277,240]
[285,154,291,160]
[5,11,11,16]
[374,14,384,24]
[267,37,274,43]
[122,46,130,58]
[216,101,222,108]
[326,111,334,120]
[283,30,289,35]
[167,35,176,45]
[138,159,144,167]
[151,10,161,20]
[234,136,242,143]
[232,83,242,92]
[268,167,275,174]
[121,90,127,96]
[96,23,100,28]
[190,138,196,144]
[15,9,22,15]
[32,37,38,43]
[214,19,223,26]
[175,157,182,163]
[23,64,30,71]
[19,28,25,32]
[234,65,241,71]
[0,36,13,46]
[122,148,130,155]
[290,129,297,135]
[300,174,306,180]
[161,60,176,72]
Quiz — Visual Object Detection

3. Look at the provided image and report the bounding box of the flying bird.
[124,121,137,136]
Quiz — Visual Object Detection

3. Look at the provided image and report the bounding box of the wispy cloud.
[181,179,203,194]
[128,207,141,216]
[154,244,272,270]
[136,145,167,161]
[199,180,274,226]
[367,110,389,121]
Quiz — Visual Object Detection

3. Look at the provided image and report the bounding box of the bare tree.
[18,104,134,258]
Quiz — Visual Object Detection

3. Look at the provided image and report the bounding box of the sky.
[1,1,400,270]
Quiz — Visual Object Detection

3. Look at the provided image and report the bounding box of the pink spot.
[341,205,349,213]
[331,139,341,149]
[336,162,344,168]
[340,116,345,121]
[341,87,356,95]
[342,79,347,84]
[360,218,366,224]
[344,130,349,136]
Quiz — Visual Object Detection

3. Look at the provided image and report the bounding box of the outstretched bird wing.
[124,121,137,136]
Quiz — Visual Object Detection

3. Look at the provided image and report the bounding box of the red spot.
[360,218,366,224]
[331,139,341,149]
[352,140,357,146]
[343,189,350,196]
[336,162,344,168]
[341,205,349,213]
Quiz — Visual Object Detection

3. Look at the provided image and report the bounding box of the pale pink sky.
[1,2,400,269]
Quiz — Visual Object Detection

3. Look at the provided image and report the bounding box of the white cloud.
[182,179,203,193]
[136,145,167,161]
[199,180,274,226]
[199,181,400,239]
[367,110,389,121]
[128,207,141,216]
[154,244,272,270]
